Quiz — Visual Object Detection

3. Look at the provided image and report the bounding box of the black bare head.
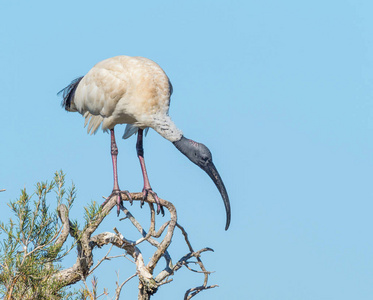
[57,76,84,111]
[173,136,231,230]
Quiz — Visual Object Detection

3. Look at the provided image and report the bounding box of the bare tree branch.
[88,245,113,276]
[49,191,217,299]
[55,204,71,250]
[115,273,137,300]
[184,284,219,300]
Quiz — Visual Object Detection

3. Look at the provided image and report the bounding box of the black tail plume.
[57,76,84,110]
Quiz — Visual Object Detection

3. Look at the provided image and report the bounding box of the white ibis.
[59,55,231,230]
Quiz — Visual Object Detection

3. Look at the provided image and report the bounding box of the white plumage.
[68,55,182,142]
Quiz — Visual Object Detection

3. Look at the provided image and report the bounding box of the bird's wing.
[122,124,149,139]
[122,124,138,139]
[144,127,149,136]
[84,112,104,135]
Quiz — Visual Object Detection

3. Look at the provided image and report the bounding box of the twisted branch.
[52,191,216,299]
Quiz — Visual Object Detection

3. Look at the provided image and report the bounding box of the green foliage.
[0,171,77,299]
[83,201,103,227]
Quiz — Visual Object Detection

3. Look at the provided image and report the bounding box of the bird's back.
[70,56,173,132]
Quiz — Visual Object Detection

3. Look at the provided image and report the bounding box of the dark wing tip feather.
[57,76,84,110]
[168,79,173,96]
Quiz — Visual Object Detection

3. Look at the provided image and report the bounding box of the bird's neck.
[152,115,183,142]
[173,136,188,153]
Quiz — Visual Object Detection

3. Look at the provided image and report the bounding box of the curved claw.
[102,190,133,216]
[142,188,164,216]
[102,189,122,216]
[111,189,122,217]
[121,190,133,205]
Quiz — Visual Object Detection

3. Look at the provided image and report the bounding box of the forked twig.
[115,273,137,300]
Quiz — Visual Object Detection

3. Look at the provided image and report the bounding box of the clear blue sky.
[1,0,373,299]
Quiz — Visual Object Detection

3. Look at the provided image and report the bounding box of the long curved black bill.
[203,161,231,230]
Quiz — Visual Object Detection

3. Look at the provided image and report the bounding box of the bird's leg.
[104,129,132,216]
[136,129,164,215]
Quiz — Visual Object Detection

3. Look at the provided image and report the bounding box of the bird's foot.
[142,188,164,216]
[104,189,133,216]
[121,190,133,205]
[111,189,122,216]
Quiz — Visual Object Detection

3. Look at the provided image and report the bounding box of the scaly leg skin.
[136,129,164,215]
[102,129,133,216]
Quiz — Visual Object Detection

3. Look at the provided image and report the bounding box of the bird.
[59,55,231,230]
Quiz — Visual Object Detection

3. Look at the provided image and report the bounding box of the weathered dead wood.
[52,191,216,299]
